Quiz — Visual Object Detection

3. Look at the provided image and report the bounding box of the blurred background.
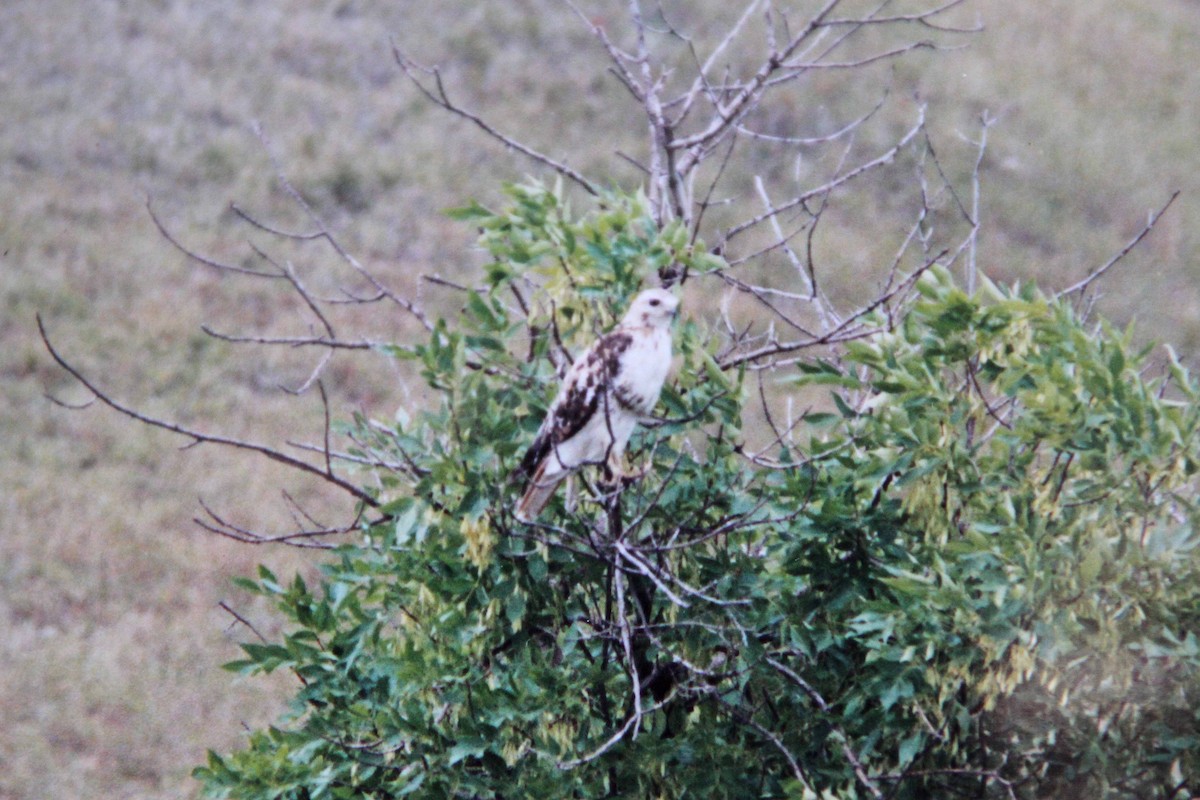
[2,1,1197,796]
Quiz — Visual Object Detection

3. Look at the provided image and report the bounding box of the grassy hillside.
[2,0,1197,797]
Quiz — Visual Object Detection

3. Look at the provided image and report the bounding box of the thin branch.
[555,695,674,769]
[198,327,376,350]
[733,86,888,147]
[877,768,1018,800]
[766,657,884,799]
[781,40,942,72]
[614,540,690,608]
[392,43,598,197]
[38,314,379,508]
[753,175,819,313]
[716,248,940,370]
[613,567,644,736]
[671,0,764,129]
[821,0,976,32]
[964,111,994,292]
[281,489,327,532]
[148,200,280,279]
[421,273,472,292]
[716,695,815,793]
[1056,191,1180,299]
[289,348,333,396]
[671,0,842,163]
[317,380,333,475]
[43,392,96,411]
[251,122,433,332]
[231,202,324,241]
[721,109,925,249]
[566,1,645,104]
[218,601,269,643]
[196,497,344,549]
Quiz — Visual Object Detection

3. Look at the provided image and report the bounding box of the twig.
[148,200,280,279]
[392,43,598,198]
[252,121,433,332]
[555,695,673,769]
[196,497,344,549]
[613,568,644,736]
[821,0,976,32]
[198,328,376,350]
[766,657,884,798]
[218,601,269,642]
[614,540,690,609]
[721,110,926,249]
[716,695,815,793]
[716,249,940,370]
[1056,191,1180,299]
[37,314,379,508]
[671,0,842,166]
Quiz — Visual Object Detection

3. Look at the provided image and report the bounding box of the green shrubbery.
[196,186,1200,799]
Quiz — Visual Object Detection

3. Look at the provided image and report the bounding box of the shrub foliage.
[33,2,1192,796]
[195,185,1200,799]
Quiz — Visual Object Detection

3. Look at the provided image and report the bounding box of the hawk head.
[621,288,679,329]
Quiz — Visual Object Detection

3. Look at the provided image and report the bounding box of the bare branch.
[670,0,765,130]
[218,601,269,643]
[195,497,349,549]
[392,43,599,198]
[555,695,674,769]
[720,109,926,249]
[198,327,377,350]
[716,695,816,793]
[148,200,281,279]
[671,0,841,167]
[1056,191,1181,299]
[733,86,888,147]
[614,540,690,609]
[231,202,324,241]
[317,380,333,475]
[613,567,644,734]
[821,0,976,32]
[715,250,939,370]
[43,391,96,411]
[566,1,645,103]
[251,122,434,332]
[752,174,834,328]
[38,314,379,508]
[766,657,884,799]
[290,349,333,396]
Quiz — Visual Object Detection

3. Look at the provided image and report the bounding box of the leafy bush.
[195,185,1200,799]
[31,3,1192,796]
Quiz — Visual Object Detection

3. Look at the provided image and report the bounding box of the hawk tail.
[514,462,563,522]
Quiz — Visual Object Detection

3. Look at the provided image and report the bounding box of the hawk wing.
[514,329,633,482]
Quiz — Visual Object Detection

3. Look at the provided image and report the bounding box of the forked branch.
[37,314,379,509]
[392,42,599,198]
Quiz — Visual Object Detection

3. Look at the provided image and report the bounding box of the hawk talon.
[619,462,652,487]
[595,461,651,497]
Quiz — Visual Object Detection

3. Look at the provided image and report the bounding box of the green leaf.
[832,392,857,418]
[447,738,487,765]
[898,732,925,767]
[444,199,492,220]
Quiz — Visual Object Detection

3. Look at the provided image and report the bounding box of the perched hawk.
[513,288,679,522]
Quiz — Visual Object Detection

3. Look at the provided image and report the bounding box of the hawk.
[513,288,679,522]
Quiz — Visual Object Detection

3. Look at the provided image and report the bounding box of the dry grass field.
[2,1,1198,797]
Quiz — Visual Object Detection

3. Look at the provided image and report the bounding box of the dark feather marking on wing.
[614,384,649,414]
[513,330,634,482]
